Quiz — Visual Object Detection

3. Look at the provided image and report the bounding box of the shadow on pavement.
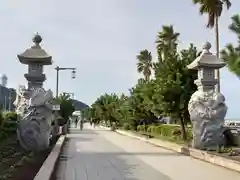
[52,135,172,180]
[53,152,171,179]
[77,151,181,156]
[74,152,171,180]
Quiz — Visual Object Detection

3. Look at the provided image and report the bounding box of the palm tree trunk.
[215,16,220,92]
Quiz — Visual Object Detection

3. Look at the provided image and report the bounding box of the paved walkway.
[52,124,240,180]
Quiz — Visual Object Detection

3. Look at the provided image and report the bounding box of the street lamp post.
[8,89,12,111]
[55,66,76,98]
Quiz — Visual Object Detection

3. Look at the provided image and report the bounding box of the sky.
[0,0,239,119]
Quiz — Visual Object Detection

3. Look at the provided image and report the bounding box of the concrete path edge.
[33,135,66,180]
[99,126,240,173]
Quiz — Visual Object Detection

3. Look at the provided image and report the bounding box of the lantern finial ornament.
[32,33,42,45]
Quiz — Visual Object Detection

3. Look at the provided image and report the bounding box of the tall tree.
[154,25,198,140]
[91,93,120,126]
[55,93,75,124]
[136,49,153,81]
[193,0,231,92]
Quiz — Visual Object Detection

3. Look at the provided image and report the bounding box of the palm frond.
[193,0,231,28]
[229,15,240,35]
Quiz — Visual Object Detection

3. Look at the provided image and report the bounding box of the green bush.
[0,111,18,141]
[137,125,141,132]
[3,112,18,121]
[128,120,138,131]
[0,111,4,127]
[161,125,180,137]
[172,128,181,136]
[135,124,193,140]
[130,124,137,131]
[137,125,146,132]
[116,121,122,128]
[154,126,162,134]
[147,125,155,133]
[123,123,130,130]
[187,129,193,140]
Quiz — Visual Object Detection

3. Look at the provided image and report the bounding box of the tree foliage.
[55,93,75,123]
[221,14,240,77]
[193,0,231,28]
[87,25,199,140]
[87,14,240,138]
[136,50,153,81]
[0,111,18,141]
[153,28,198,139]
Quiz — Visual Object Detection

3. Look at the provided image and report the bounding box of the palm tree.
[221,15,240,78]
[155,25,180,61]
[193,0,231,92]
[92,94,120,126]
[137,49,153,81]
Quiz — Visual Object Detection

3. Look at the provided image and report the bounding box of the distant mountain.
[70,99,89,110]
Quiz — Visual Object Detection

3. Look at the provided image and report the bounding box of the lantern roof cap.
[17,33,52,65]
[187,42,225,70]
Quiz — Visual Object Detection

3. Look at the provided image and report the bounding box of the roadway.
[52,124,240,180]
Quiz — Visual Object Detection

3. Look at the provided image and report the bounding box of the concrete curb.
[33,135,66,180]
[99,126,240,173]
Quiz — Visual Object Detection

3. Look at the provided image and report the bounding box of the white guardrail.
[225,120,240,128]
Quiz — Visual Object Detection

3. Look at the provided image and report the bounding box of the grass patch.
[128,130,191,146]
[0,135,59,180]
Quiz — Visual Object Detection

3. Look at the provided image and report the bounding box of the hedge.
[103,120,193,141]
[123,123,131,130]
[134,124,192,140]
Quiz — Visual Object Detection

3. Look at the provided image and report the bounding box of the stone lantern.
[187,42,225,92]
[187,42,228,150]
[15,34,54,151]
[17,34,52,89]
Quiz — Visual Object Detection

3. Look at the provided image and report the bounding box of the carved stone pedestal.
[188,90,227,150]
[15,87,54,151]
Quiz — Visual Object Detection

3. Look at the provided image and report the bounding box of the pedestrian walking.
[79,117,83,130]
[75,117,78,128]
[93,120,96,128]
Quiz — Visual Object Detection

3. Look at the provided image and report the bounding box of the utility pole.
[4,96,7,111]
[56,66,59,98]
[8,91,12,111]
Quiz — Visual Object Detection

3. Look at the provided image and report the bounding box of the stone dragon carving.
[14,86,54,151]
[188,90,228,150]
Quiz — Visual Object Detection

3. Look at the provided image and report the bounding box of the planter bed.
[0,135,59,180]
[131,130,240,161]
[208,149,240,162]
[113,127,240,163]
